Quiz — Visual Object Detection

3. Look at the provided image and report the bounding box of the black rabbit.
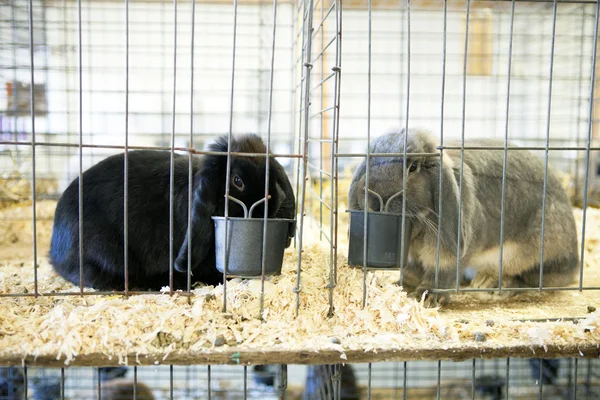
[49,134,296,291]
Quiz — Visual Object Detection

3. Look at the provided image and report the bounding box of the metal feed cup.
[212,196,295,278]
[347,210,413,269]
[346,188,413,269]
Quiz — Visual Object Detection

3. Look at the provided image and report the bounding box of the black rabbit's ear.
[210,133,266,154]
[174,147,228,273]
[269,158,296,247]
[430,156,475,258]
[194,154,226,206]
[200,134,234,206]
[207,134,233,153]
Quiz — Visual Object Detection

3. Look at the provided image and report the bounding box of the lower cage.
[1,359,599,400]
[1,178,600,397]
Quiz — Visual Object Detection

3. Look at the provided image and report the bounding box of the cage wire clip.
[229,352,241,365]
[225,195,271,218]
[364,188,404,213]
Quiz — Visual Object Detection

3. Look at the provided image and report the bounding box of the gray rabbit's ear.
[348,160,366,210]
[430,157,474,258]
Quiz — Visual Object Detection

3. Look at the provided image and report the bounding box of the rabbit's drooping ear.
[173,139,228,273]
[274,160,295,212]
[269,158,297,247]
[347,159,366,210]
[429,154,476,258]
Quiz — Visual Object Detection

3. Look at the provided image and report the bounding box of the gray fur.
[348,128,579,306]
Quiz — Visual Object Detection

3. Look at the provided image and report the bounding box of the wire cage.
[1,0,600,398]
[1,359,600,399]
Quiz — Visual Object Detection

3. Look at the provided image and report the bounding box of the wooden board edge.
[1,343,598,367]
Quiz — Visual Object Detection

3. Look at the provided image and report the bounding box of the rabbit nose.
[368,198,381,212]
[381,193,404,212]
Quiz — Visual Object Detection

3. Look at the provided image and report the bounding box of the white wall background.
[313,3,597,175]
[1,0,598,189]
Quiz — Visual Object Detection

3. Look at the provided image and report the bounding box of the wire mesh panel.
[0,0,301,297]
[1,0,297,192]
[331,0,600,311]
[2,359,600,399]
[0,1,600,400]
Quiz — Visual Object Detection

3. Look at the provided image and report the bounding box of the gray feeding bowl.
[347,189,413,269]
[213,195,296,278]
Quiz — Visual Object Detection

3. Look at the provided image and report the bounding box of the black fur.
[49,134,296,291]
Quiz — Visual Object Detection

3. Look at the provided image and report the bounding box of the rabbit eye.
[408,162,418,172]
[233,175,244,190]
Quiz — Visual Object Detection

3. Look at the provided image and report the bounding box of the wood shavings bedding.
[0,174,58,209]
[0,207,599,367]
[0,200,55,248]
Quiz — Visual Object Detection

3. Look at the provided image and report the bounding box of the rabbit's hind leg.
[502,204,579,292]
[392,260,425,293]
[76,230,134,292]
[515,253,579,290]
[469,252,578,301]
[78,260,127,292]
[466,241,539,301]
[51,245,127,292]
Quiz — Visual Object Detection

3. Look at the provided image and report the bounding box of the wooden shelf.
[0,342,599,367]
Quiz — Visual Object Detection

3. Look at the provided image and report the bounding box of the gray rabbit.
[348,128,579,306]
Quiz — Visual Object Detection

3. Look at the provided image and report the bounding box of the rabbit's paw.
[392,278,417,293]
[469,269,514,301]
[174,255,188,273]
[409,287,449,308]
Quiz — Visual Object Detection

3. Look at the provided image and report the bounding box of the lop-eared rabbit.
[348,128,579,306]
[50,134,296,291]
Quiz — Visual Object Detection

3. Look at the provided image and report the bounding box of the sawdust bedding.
[0,201,599,367]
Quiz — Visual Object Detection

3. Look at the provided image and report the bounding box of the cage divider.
[222,0,240,313]
[27,0,39,298]
[60,367,65,400]
[168,0,178,295]
[187,0,197,296]
[123,0,130,296]
[498,0,517,296]
[243,365,248,399]
[361,0,372,310]
[133,365,138,400]
[293,0,314,318]
[578,0,600,290]
[435,0,448,307]
[505,358,510,400]
[169,364,174,399]
[96,367,101,399]
[259,0,278,322]
[77,0,84,296]
[471,359,476,400]
[538,0,559,293]
[400,0,411,296]
[456,0,471,295]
